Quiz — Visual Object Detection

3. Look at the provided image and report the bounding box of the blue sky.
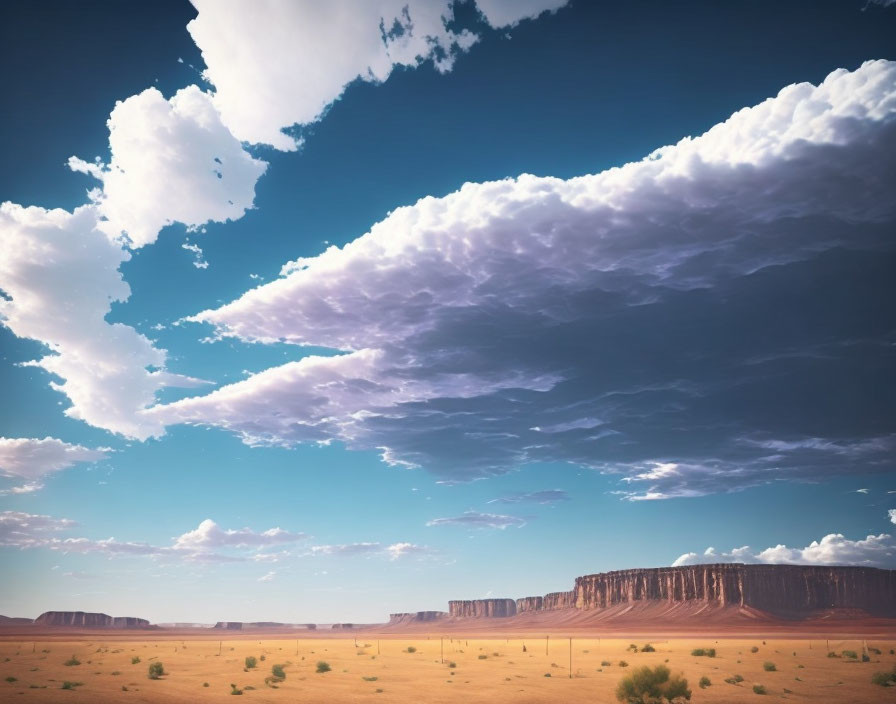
[1,0,895,623]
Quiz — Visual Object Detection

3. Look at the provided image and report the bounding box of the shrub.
[544,673,551,677]
[869,647,881,655]
[230,683,243,695]
[691,648,715,657]
[827,651,839,658]
[699,676,710,688]
[245,656,257,669]
[60,681,83,690]
[618,660,629,667]
[271,664,286,680]
[750,646,759,653]
[363,676,378,681]
[842,650,858,659]
[260,654,266,661]
[862,653,871,662]
[5,676,17,683]
[63,656,80,666]
[478,654,487,660]
[615,664,691,703]
[601,660,612,667]
[203,682,209,687]
[316,661,331,673]
[753,684,766,694]
[763,662,776,672]
[131,656,141,664]
[641,644,656,652]
[871,666,896,686]
[448,661,457,668]
[148,661,165,679]
[406,646,416,653]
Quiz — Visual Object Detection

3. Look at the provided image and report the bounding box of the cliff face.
[389,611,448,624]
[449,599,516,618]
[445,565,896,619]
[34,612,150,628]
[214,622,243,630]
[574,565,896,615]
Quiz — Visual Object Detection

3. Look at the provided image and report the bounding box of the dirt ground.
[1,634,895,702]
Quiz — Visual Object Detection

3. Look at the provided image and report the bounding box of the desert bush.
[544,672,551,677]
[271,663,286,680]
[842,650,858,659]
[478,654,487,659]
[245,656,257,669]
[203,682,209,687]
[230,683,242,695]
[60,681,83,689]
[763,661,776,671]
[316,661,331,673]
[750,646,759,653]
[690,648,715,657]
[363,676,378,681]
[752,684,766,694]
[871,666,896,686]
[862,653,871,662]
[698,676,710,688]
[131,656,141,664]
[406,646,416,653]
[448,661,457,668]
[260,654,266,661]
[148,661,164,679]
[641,644,656,652]
[827,651,839,658]
[615,664,691,703]
[869,647,881,655]
[5,676,17,683]
[619,660,629,667]
[63,655,80,666]
[601,660,612,667]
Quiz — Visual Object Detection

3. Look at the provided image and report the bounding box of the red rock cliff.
[34,611,150,628]
[449,599,516,617]
[389,611,448,624]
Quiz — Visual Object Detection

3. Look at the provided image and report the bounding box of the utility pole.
[218,641,222,656]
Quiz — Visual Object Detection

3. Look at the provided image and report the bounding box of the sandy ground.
[1,634,895,703]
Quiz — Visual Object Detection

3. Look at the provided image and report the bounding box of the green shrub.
[641,644,656,652]
[618,660,629,667]
[245,656,257,669]
[862,653,871,662]
[448,661,457,668]
[869,647,881,655]
[544,672,551,677]
[691,648,715,657]
[871,666,896,686]
[5,676,17,683]
[406,646,416,653]
[842,650,858,659]
[763,662,776,672]
[271,663,286,680]
[131,656,141,664]
[478,654,487,659]
[362,676,378,681]
[615,664,691,703]
[316,661,331,673]
[753,684,766,694]
[750,646,759,653]
[60,681,82,689]
[203,682,209,687]
[63,656,80,666]
[601,660,612,667]
[230,683,243,695]
[148,661,165,679]
[699,676,710,688]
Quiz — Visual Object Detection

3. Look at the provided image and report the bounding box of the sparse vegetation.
[271,663,286,680]
[752,683,766,695]
[362,676,378,681]
[406,646,416,653]
[245,656,257,669]
[871,666,896,686]
[230,683,243,695]
[148,661,165,679]
[316,660,331,673]
[842,650,858,659]
[641,644,656,652]
[750,646,759,653]
[690,648,715,657]
[478,654,487,659]
[131,656,141,664]
[615,664,691,703]
[619,660,629,667]
[63,655,81,666]
[60,681,83,690]
[699,676,711,688]
[601,660,612,667]
[5,676,17,683]
[763,661,776,671]
[448,661,457,668]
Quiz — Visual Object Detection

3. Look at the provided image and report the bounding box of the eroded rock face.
[448,599,516,618]
[444,565,896,618]
[389,611,448,624]
[34,612,150,628]
[573,565,896,615]
[213,621,243,630]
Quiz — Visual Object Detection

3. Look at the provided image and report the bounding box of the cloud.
[186,0,567,149]
[151,60,896,496]
[69,86,267,248]
[257,571,276,582]
[310,542,383,557]
[426,510,526,529]
[673,532,896,568]
[0,437,109,483]
[171,518,306,551]
[309,541,434,560]
[385,542,432,560]
[0,511,77,548]
[889,509,896,524]
[487,489,570,504]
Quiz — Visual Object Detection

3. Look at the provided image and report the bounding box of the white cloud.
[171,518,306,551]
[889,508,896,524]
[69,86,267,248]
[487,489,569,504]
[257,571,276,582]
[186,0,568,150]
[310,542,383,557]
[426,510,526,529]
[0,437,109,482]
[147,60,896,494]
[0,511,77,548]
[673,532,896,568]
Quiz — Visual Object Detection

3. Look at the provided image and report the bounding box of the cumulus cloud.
[673,532,896,568]
[889,509,896,524]
[151,60,896,496]
[69,86,266,247]
[171,518,306,551]
[426,511,526,529]
[487,489,570,504]
[187,0,567,149]
[0,511,77,548]
[0,437,108,483]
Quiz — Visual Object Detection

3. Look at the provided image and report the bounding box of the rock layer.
[447,565,896,619]
[34,611,150,628]
[389,611,448,624]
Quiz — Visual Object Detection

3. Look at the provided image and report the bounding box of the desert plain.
[1,631,895,703]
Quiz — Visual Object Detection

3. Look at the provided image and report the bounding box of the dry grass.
[0,636,892,702]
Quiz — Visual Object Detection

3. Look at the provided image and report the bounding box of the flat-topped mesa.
[515,596,543,613]
[544,590,575,610]
[388,611,448,624]
[573,565,896,615]
[34,612,150,628]
[449,598,516,618]
[213,622,243,630]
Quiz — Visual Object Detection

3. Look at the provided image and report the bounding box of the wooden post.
[440,636,444,663]
[218,641,222,656]
[569,636,572,679]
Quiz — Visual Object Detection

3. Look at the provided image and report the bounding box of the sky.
[1,0,895,624]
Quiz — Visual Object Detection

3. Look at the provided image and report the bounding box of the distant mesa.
[0,615,33,626]
[388,611,448,625]
[213,621,317,630]
[33,611,151,629]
